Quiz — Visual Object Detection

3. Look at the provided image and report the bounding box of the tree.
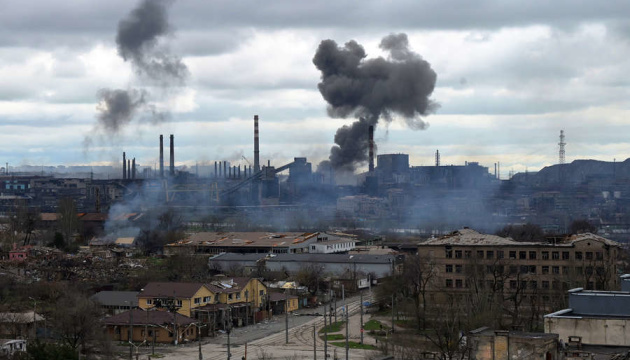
[496,223,544,242]
[400,254,437,330]
[569,219,597,235]
[49,291,110,357]
[11,340,78,360]
[58,198,78,245]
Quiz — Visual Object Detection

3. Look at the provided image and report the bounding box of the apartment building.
[417,229,620,307]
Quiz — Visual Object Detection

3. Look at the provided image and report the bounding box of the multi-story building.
[417,229,620,314]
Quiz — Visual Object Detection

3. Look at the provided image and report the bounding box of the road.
[151,291,380,360]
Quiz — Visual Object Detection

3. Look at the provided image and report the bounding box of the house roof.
[139,283,209,298]
[208,253,267,262]
[39,213,59,221]
[166,232,320,249]
[115,237,136,245]
[265,253,395,264]
[269,292,298,302]
[421,228,522,246]
[0,311,45,323]
[90,291,139,307]
[102,309,195,326]
[206,277,257,294]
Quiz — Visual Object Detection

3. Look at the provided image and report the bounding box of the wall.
[545,316,630,346]
[107,324,197,344]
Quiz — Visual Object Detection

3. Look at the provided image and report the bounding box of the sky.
[2,0,630,178]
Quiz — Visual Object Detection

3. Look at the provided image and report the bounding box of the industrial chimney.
[368,125,375,173]
[254,115,260,173]
[169,134,174,176]
[132,158,136,179]
[123,152,127,179]
[159,135,164,178]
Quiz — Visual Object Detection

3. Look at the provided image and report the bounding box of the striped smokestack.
[123,152,127,179]
[159,135,164,178]
[368,125,374,173]
[254,115,260,172]
[169,134,174,176]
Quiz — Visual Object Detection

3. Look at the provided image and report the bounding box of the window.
[446,279,453,288]
[562,251,570,260]
[585,266,593,275]
[259,290,265,296]
[576,266,583,275]
[215,294,219,302]
[194,298,201,305]
[236,293,241,300]
[228,294,233,300]
[542,251,549,260]
[530,281,537,289]
[203,296,211,303]
[529,265,536,274]
[596,267,605,276]
[509,251,516,260]
[552,251,559,260]
[455,265,462,273]
[575,251,583,260]
[146,299,152,305]
[519,251,526,260]
[175,300,182,307]
[446,265,453,273]
[542,281,550,289]
[562,266,569,275]
[445,248,452,258]
[477,250,484,259]
[497,250,504,259]
[487,265,494,274]
[552,281,559,290]
[586,252,593,260]
[509,266,517,274]
[542,266,549,274]
[509,280,517,289]
[552,266,560,275]
[596,252,603,260]
[455,279,463,288]
[465,250,472,259]
[520,265,528,274]
[529,251,536,260]
[496,265,504,273]
[455,250,463,259]
[487,251,494,259]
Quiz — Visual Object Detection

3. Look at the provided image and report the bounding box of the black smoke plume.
[88,0,185,146]
[313,33,438,172]
[116,0,188,86]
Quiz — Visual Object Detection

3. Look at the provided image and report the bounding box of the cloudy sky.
[2,0,630,178]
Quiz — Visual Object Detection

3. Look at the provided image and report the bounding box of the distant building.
[469,327,559,360]
[265,253,397,279]
[90,291,139,315]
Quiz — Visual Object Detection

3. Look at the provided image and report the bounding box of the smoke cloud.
[87,0,186,147]
[116,0,188,86]
[313,33,438,172]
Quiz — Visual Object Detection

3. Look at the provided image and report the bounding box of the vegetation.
[320,334,345,341]
[319,321,345,333]
[330,341,377,350]
[363,319,386,331]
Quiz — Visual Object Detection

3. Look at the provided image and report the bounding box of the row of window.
[444,278,604,290]
[149,290,267,307]
[444,264,605,276]
[445,249,604,261]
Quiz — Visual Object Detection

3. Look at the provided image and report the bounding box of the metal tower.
[559,130,566,164]
[435,150,440,167]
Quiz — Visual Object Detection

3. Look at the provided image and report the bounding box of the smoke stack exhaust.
[254,115,260,173]
[169,134,174,176]
[368,125,374,173]
[132,158,136,179]
[159,135,164,178]
[123,152,127,179]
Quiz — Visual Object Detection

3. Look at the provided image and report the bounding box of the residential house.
[138,283,216,318]
[90,291,139,315]
[0,312,44,339]
[468,327,559,360]
[103,309,196,344]
[1,339,27,356]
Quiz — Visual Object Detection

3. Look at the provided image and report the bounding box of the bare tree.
[401,254,437,330]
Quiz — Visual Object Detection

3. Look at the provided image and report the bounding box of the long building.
[417,229,620,312]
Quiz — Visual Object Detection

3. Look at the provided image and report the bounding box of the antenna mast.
[559,130,566,164]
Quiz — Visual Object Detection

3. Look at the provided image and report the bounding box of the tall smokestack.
[224,161,227,178]
[127,160,131,179]
[123,152,127,179]
[214,161,218,178]
[368,125,374,173]
[132,158,136,179]
[169,134,174,176]
[254,115,260,173]
[159,135,164,178]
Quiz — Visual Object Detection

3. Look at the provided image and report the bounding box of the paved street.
[133,291,381,360]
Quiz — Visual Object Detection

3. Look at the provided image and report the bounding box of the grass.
[394,319,416,328]
[319,321,345,333]
[363,319,387,331]
[320,334,345,341]
[330,341,377,350]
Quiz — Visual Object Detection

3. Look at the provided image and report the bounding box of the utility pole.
[324,305,328,359]
[198,322,203,360]
[360,290,364,344]
[129,307,133,360]
[391,294,395,334]
[227,307,232,360]
[334,291,337,323]
[285,290,289,344]
[313,325,317,360]
[343,284,348,360]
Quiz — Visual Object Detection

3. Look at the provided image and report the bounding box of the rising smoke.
[313,33,438,172]
[89,0,186,142]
